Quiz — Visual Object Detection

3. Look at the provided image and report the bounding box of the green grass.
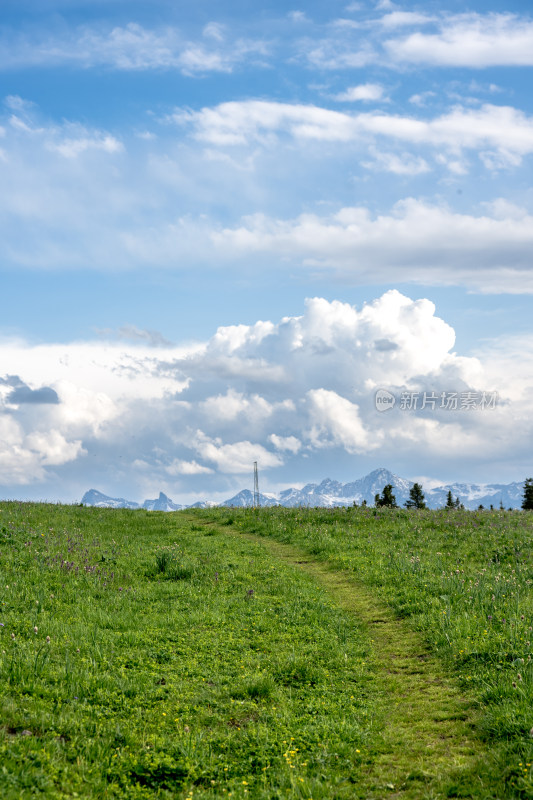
[0,503,376,799]
[0,502,532,798]
[224,505,533,798]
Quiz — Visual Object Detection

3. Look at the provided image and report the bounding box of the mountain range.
[81,468,526,511]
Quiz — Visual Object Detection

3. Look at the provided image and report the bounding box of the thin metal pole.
[253,461,260,508]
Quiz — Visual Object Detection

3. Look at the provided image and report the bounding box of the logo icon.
[375,389,396,412]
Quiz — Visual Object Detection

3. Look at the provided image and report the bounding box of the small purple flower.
[118,587,123,591]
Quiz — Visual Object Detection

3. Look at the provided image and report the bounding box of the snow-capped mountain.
[276,469,412,507]
[426,481,524,510]
[221,489,279,508]
[81,489,140,509]
[142,492,184,511]
[81,470,527,511]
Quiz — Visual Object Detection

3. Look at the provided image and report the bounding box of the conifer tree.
[405,482,426,509]
[445,490,454,509]
[375,484,398,508]
[522,478,533,510]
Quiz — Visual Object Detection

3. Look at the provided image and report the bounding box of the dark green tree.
[522,478,533,510]
[405,482,426,509]
[445,490,454,509]
[375,484,398,508]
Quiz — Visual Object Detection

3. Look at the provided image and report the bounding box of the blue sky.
[1,0,532,503]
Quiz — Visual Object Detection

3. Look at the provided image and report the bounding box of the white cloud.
[48,133,123,159]
[307,389,379,453]
[386,13,533,67]
[2,97,532,281]
[0,414,85,484]
[292,10,533,72]
[0,23,268,75]
[288,11,309,23]
[193,432,284,473]
[201,389,271,422]
[178,100,533,165]
[5,95,35,112]
[6,111,123,161]
[24,430,85,467]
[378,12,435,29]
[334,83,386,102]
[269,434,301,453]
[409,91,436,107]
[362,147,430,174]
[166,459,214,476]
[2,12,531,77]
[0,291,529,495]
[202,22,226,42]
[211,199,533,293]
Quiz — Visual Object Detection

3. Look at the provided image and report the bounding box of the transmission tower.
[253,461,260,508]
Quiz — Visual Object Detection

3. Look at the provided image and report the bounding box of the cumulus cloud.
[269,434,301,453]
[307,389,379,453]
[193,432,284,473]
[0,291,528,497]
[0,414,85,484]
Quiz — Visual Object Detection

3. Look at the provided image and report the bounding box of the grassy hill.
[0,502,532,798]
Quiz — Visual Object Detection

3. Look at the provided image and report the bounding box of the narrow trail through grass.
[224,526,484,799]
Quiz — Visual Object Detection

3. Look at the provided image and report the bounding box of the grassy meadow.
[0,501,532,798]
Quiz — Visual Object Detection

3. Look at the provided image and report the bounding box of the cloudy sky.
[1,0,532,504]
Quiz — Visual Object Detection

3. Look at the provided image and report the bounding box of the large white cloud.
[177,100,533,167]
[1,97,532,291]
[0,291,527,499]
[297,11,533,70]
[211,200,533,294]
[2,12,532,73]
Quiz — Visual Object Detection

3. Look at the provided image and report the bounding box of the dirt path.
[229,529,482,799]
